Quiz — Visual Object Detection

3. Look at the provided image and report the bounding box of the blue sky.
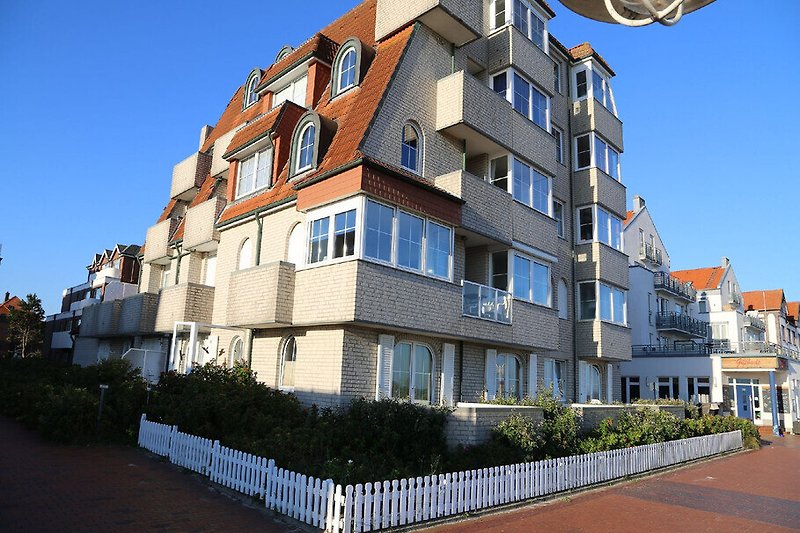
[1,0,798,315]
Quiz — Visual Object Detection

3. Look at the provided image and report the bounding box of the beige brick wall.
[570,98,623,152]
[118,293,159,335]
[486,27,555,92]
[212,219,260,326]
[293,262,357,325]
[140,263,162,294]
[154,283,215,333]
[226,262,295,327]
[184,197,225,251]
[575,242,630,289]
[447,404,543,447]
[171,152,212,199]
[375,0,483,43]
[434,171,513,244]
[144,219,178,264]
[575,320,632,361]
[573,404,684,433]
[210,129,236,177]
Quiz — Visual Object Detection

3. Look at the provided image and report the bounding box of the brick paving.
[427,435,800,532]
[0,417,298,532]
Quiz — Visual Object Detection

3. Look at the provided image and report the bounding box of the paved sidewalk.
[427,436,800,532]
[0,417,296,532]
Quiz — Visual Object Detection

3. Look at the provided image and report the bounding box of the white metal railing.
[462,281,512,324]
[122,348,166,383]
[137,416,741,533]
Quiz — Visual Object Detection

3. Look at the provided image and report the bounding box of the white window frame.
[302,197,363,268]
[238,238,253,271]
[272,74,308,109]
[230,336,245,367]
[244,73,260,108]
[236,147,274,199]
[551,124,564,164]
[279,336,296,391]
[295,122,316,173]
[573,132,621,180]
[490,0,549,52]
[622,376,640,403]
[578,280,627,325]
[336,47,358,94]
[510,251,552,307]
[491,69,550,132]
[391,341,435,404]
[495,353,523,400]
[575,204,623,251]
[571,62,617,116]
[544,358,566,402]
[401,122,422,174]
[487,153,552,216]
[553,199,565,238]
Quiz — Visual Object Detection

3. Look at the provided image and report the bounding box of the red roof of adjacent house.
[787,302,800,322]
[671,267,726,290]
[0,296,23,316]
[743,289,785,312]
[569,42,616,76]
[624,210,635,225]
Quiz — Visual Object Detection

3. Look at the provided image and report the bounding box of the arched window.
[337,48,357,93]
[589,364,602,401]
[496,353,522,399]
[230,337,244,366]
[401,123,421,173]
[558,279,569,319]
[243,69,261,109]
[279,336,296,390]
[296,123,316,173]
[391,342,433,403]
[275,45,294,62]
[238,238,252,270]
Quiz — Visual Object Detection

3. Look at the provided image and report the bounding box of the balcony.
[436,71,557,176]
[171,152,212,200]
[462,281,512,324]
[570,97,623,152]
[656,312,708,339]
[487,27,555,91]
[144,218,179,265]
[91,266,121,288]
[117,293,159,336]
[183,197,226,252]
[154,283,216,333]
[653,272,695,302]
[51,331,74,350]
[639,243,663,267]
[78,300,121,338]
[375,0,481,46]
[743,314,766,331]
[226,262,295,328]
[575,320,631,361]
[727,292,742,307]
[69,297,100,312]
[632,343,710,358]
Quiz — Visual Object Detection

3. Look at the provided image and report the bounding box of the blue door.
[735,385,752,421]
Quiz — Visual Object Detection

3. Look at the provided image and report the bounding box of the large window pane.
[255,148,271,189]
[592,71,606,107]
[308,218,329,264]
[531,87,547,129]
[576,135,591,169]
[491,251,508,290]
[413,345,432,402]
[494,0,507,28]
[608,148,619,180]
[237,155,255,197]
[513,255,531,300]
[333,209,356,258]
[392,343,411,399]
[594,136,607,173]
[401,124,420,172]
[425,222,451,278]
[338,49,357,91]
[490,156,509,191]
[600,283,613,321]
[532,170,549,214]
[575,70,588,98]
[579,207,593,241]
[397,211,423,271]
[365,201,394,262]
[298,124,315,170]
[533,261,549,306]
[512,158,531,206]
[579,282,596,320]
[597,208,611,245]
[513,0,528,36]
[512,73,530,116]
[492,72,507,99]
[610,217,622,251]
[531,12,545,49]
[613,288,625,324]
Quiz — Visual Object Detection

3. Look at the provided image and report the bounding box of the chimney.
[4,291,9,302]
[721,257,730,267]
[633,195,645,211]
[198,125,214,151]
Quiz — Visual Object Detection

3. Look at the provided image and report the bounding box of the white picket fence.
[137,415,741,532]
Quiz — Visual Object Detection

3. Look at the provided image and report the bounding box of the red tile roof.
[569,42,616,76]
[257,34,339,90]
[223,102,306,159]
[624,210,635,225]
[671,267,725,290]
[787,302,800,322]
[743,290,785,312]
[0,296,23,316]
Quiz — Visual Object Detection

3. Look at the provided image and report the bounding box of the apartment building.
[48,245,141,364]
[78,0,631,410]
[619,196,709,403]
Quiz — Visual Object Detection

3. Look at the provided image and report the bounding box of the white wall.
[620,356,717,402]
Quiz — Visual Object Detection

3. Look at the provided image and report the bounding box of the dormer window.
[331,38,374,99]
[275,45,294,62]
[236,148,273,198]
[337,48,357,93]
[272,75,308,109]
[243,69,261,109]
[296,123,316,172]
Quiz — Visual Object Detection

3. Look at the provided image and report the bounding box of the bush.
[579,409,684,453]
[633,398,700,419]
[681,414,760,448]
[38,386,98,444]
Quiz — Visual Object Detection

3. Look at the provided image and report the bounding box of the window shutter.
[528,354,538,399]
[441,343,455,406]
[484,349,497,400]
[544,359,553,395]
[376,334,394,400]
[606,364,614,403]
[579,361,589,403]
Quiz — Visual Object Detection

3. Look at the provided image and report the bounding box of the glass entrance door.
[735,384,753,421]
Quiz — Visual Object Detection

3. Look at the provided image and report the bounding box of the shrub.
[633,398,700,419]
[38,386,98,444]
[579,409,684,453]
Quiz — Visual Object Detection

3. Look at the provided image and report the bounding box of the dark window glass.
[576,134,591,168]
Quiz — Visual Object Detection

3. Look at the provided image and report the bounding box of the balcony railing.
[639,243,662,266]
[653,272,696,301]
[655,312,708,338]
[462,281,512,324]
[711,340,799,359]
[743,314,766,331]
[632,343,711,357]
[727,292,742,306]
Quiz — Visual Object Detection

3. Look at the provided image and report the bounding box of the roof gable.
[671,266,726,290]
[743,289,785,312]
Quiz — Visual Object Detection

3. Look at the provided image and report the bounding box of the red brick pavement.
[0,417,299,532]
[426,436,800,532]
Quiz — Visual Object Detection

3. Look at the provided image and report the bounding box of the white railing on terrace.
[122,348,166,383]
[462,281,512,324]
[137,416,742,533]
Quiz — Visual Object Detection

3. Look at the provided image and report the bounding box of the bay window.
[491,250,551,307]
[306,204,358,265]
[492,70,550,131]
[576,205,623,251]
[364,200,394,263]
[490,154,552,215]
[572,66,616,115]
[397,211,423,271]
[491,0,549,52]
[333,210,356,258]
[574,133,621,179]
[236,148,273,198]
[578,281,626,325]
[308,218,330,264]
